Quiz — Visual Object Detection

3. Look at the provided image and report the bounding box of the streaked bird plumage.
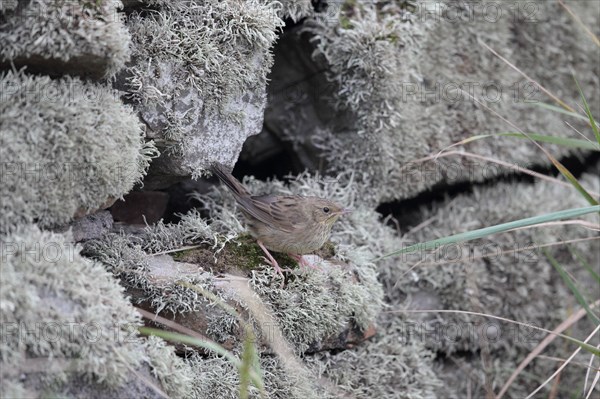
[210,162,349,268]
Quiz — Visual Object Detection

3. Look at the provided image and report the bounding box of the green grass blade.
[445,132,598,151]
[529,102,590,122]
[374,205,600,261]
[567,245,600,284]
[550,158,599,206]
[554,336,600,357]
[543,249,600,326]
[498,132,598,150]
[139,327,265,392]
[139,327,239,363]
[574,76,600,145]
[239,327,255,399]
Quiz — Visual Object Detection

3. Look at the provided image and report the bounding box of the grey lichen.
[203,171,384,352]
[279,0,313,22]
[0,70,157,235]
[0,224,208,398]
[124,0,285,179]
[289,0,600,204]
[0,0,131,78]
[383,172,600,354]
[83,206,245,317]
[377,171,600,397]
[183,352,317,399]
[249,264,380,353]
[0,0,17,12]
[0,381,30,399]
[84,229,217,315]
[302,1,429,205]
[143,335,195,398]
[307,3,410,137]
[0,225,144,387]
[87,170,384,358]
[306,317,444,399]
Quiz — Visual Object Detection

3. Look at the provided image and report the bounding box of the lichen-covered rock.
[0,70,157,235]
[380,171,600,397]
[85,198,383,355]
[279,0,313,22]
[0,225,190,397]
[306,317,444,399]
[83,185,387,397]
[261,0,600,204]
[0,0,131,78]
[55,210,114,243]
[384,172,599,351]
[234,169,597,397]
[122,0,284,188]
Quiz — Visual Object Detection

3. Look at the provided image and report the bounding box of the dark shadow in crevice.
[233,150,299,182]
[376,151,600,235]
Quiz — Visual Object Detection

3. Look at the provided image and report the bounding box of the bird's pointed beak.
[340,208,353,215]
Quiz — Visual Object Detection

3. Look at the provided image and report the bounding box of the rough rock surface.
[0,70,155,235]
[257,0,600,204]
[121,1,284,189]
[0,226,192,398]
[0,0,131,79]
[57,210,114,243]
[1,0,598,398]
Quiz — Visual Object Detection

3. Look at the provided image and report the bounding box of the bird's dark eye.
[323,207,330,213]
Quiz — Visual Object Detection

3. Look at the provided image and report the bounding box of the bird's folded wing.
[247,195,301,233]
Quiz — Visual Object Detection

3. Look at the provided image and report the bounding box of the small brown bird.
[211,162,350,279]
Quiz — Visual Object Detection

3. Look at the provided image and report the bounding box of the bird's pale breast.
[247,218,331,254]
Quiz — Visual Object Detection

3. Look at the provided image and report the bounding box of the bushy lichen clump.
[306,317,444,399]
[307,3,413,138]
[0,0,131,78]
[278,0,313,22]
[303,1,430,204]
[0,225,144,387]
[83,215,221,315]
[124,0,285,177]
[143,336,196,398]
[383,172,600,353]
[202,171,387,349]
[0,70,157,235]
[87,173,385,352]
[178,353,316,399]
[250,265,381,353]
[83,181,398,397]
[379,172,600,397]
[127,0,281,112]
[0,225,205,398]
[297,0,599,204]
[222,168,598,396]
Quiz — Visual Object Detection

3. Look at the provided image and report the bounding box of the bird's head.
[309,198,352,227]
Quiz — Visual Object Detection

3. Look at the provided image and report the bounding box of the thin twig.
[558,0,600,47]
[403,150,600,197]
[525,324,600,398]
[151,245,204,257]
[409,236,600,268]
[479,41,575,112]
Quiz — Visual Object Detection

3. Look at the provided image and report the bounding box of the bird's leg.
[257,241,285,282]
[288,254,319,270]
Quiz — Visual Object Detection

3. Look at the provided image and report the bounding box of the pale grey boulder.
[259,0,600,204]
[0,0,131,79]
[0,71,156,235]
[122,1,285,189]
[0,226,192,398]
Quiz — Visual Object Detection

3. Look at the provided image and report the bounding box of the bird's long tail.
[210,162,251,199]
